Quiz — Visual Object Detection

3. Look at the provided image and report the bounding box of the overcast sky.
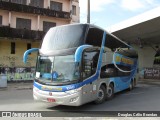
[79,0,160,29]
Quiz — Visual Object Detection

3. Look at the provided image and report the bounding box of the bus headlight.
[65,89,78,95]
[34,86,39,92]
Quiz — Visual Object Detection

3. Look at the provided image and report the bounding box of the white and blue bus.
[23,24,138,106]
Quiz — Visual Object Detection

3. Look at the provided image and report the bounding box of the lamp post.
[87,0,90,23]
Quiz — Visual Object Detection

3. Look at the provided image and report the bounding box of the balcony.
[0,26,45,40]
[0,1,71,19]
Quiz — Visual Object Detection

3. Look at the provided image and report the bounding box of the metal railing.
[0,1,71,19]
[0,26,45,40]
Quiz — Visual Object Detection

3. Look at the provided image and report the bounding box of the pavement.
[0,81,33,91]
[0,79,159,91]
[138,79,160,86]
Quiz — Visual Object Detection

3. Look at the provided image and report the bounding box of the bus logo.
[49,92,52,96]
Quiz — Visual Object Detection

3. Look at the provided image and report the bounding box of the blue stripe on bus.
[34,72,99,92]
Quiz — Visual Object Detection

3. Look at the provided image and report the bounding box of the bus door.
[81,49,99,103]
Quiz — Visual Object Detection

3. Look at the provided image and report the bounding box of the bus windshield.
[41,24,87,51]
[36,55,80,85]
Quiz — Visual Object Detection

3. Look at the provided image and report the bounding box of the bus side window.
[118,65,131,76]
[82,50,99,79]
[100,65,118,78]
[100,64,131,78]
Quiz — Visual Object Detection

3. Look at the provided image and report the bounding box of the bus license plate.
[47,98,56,102]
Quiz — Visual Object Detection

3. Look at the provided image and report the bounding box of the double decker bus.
[23,24,138,106]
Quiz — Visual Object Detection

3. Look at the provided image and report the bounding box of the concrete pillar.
[27,0,30,5]
[37,15,40,30]
[70,0,73,24]
[134,46,156,79]
[48,0,50,8]
[28,0,31,5]
[8,12,11,26]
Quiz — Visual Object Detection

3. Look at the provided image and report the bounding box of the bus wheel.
[106,83,114,100]
[133,78,136,87]
[94,85,106,104]
[129,80,134,91]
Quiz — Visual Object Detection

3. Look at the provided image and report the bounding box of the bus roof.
[41,23,136,55]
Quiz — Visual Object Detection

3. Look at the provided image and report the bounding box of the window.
[0,16,2,25]
[27,43,31,55]
[72,5,76,15]
[86,28,103,47]
[16,18,31,30]
[30,0,44,8]
[27,43,31,50]
[82,49,100,79]
[100,64,131,78]
[43,21,56,32]
[11,0,27,5]
[50,1,62,11]
[11,42,15,54]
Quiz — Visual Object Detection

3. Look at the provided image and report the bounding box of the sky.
[79,0,160,30]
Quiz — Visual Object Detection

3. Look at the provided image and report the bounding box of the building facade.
[0,0,80,81]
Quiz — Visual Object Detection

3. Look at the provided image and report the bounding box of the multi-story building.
[0,0,80,81]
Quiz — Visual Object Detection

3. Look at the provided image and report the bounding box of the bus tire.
[129,80,134,91]
[106,83,114,100]
[133,78,136,87]
[94,85,106,104]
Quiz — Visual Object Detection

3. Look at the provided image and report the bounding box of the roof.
[107,6,160,45]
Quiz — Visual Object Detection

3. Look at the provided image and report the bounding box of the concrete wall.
[0,10,9,26]
[39,16,70,31]
[0,0,80,29]
[71,0,80,23]
[11,12,38,30]
[133,45,159,79]
[0,39,40,68]
[0,11,71,31]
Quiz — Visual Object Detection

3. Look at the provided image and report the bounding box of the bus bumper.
[33,86,82,106]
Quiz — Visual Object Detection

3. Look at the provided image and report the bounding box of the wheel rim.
[130,81,133,90]
[97,89,104,101]
[107,87,112,97]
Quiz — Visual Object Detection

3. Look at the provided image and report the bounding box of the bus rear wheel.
[106,83,114,100]
[129,80,134,91]
[94,85,106,104]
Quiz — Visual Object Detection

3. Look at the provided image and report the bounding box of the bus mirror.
[23,48,39,63]
[75,45,92,62]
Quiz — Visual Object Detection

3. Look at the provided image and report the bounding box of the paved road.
[0,82,160,118]
[50,83,160,111]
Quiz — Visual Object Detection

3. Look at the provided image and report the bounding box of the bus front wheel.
[94,85,106,104]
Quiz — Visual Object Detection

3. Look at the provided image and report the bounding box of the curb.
[5,82,33,90]
[138,79,160,86]
[7,80,33,83]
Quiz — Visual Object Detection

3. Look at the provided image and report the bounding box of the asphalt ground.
[0,80,160,119]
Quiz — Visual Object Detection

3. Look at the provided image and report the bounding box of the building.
[108,6,160,80]
[0,0,80,81]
